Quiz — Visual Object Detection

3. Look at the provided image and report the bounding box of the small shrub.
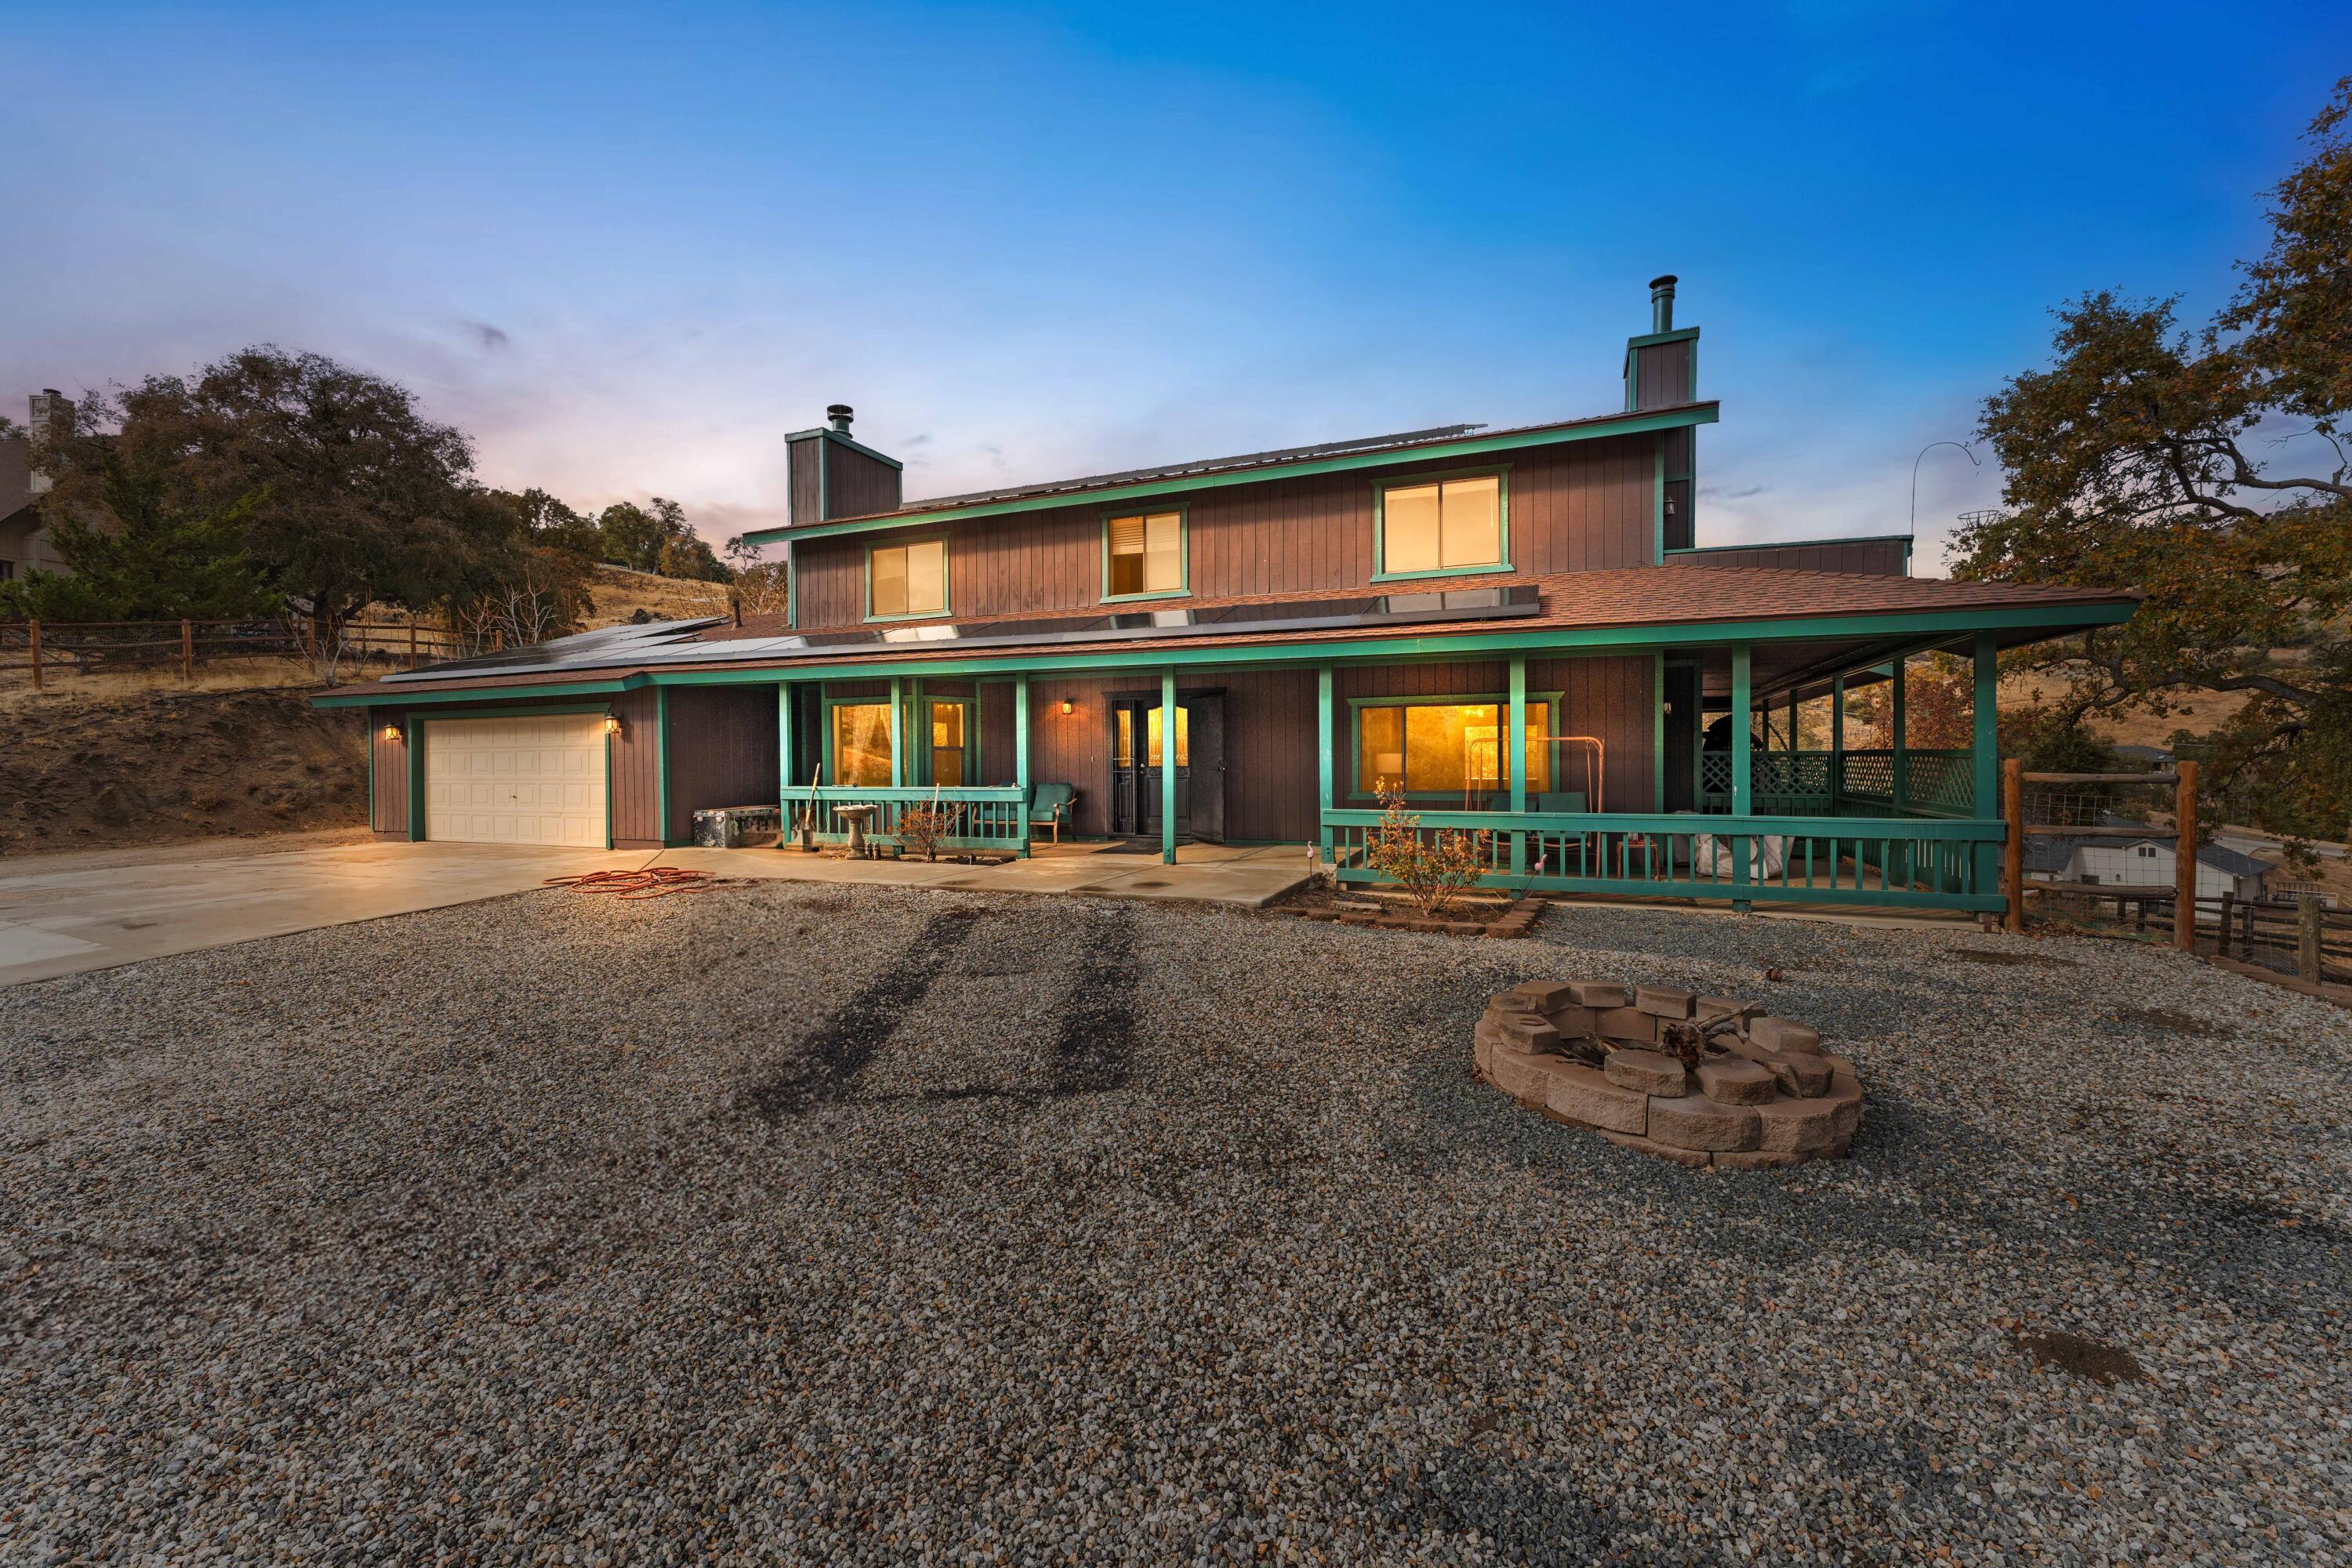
[1362,783,1494,917]
[895,796,960,862]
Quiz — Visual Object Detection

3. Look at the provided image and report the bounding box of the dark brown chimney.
[787,405,902,525]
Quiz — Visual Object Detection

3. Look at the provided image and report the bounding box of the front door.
[1108,691,1225,842]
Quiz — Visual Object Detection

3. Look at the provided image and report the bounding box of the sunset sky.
[5,2,2347,571]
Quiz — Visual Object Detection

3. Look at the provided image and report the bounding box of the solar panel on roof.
[378,586,1541,684]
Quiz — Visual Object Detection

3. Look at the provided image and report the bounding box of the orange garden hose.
[542,868,743,900]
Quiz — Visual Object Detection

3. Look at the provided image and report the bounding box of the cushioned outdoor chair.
[1029,782,1077,844]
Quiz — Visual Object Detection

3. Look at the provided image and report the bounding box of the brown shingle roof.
[317,567,2133,702]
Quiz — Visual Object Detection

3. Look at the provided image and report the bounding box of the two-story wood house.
[318,278,2137,913]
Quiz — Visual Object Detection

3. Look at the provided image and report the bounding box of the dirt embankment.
[0,687,368,856]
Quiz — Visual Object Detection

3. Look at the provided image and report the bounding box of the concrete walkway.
[0,835,1313,987]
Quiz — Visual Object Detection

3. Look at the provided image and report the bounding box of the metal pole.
[2173,760,2199,953]
[1909,440,1980,537]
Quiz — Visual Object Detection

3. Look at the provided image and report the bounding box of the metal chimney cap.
[825,404,854,432]
[1648,275,1677,293]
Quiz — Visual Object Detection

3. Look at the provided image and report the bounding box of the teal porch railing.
[792,786,1030,852]
[1698,748,1977,818]
[1325,808,2005,912]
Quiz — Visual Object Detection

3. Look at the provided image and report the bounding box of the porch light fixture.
[1059,699,1073,716]
[381,723,401,742]
[604,714,622,735]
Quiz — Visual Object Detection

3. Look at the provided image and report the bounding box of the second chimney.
[787,403,902,524]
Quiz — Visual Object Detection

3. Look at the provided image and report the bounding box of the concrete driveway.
[0,834,652,987]
[0,833,1312,987]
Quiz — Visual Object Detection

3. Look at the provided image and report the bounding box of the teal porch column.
[1889,658,1908,816]
[1730,644,1751,911]
[1316,663,1334,872]
[1831,675,1845,804]
[1014,673,1032,856]
[1507,654,1528,874]
[776,681,794,843]
[1160,668,1178,865]
[888,675,905,789]
[655,686,673,845]
[1973,630,1999,892]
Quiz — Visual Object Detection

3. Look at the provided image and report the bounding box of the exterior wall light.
[381,723,401,742]
[1059,699,1074,716]
[604,714,622,735]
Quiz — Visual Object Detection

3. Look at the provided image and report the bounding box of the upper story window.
[1375,471,1507,579]
[868,538,947,619]
[1103,510,1186,600]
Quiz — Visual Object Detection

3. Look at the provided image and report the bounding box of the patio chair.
[1029,782,1076,844]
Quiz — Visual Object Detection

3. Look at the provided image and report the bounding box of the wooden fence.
[0,616,469,691]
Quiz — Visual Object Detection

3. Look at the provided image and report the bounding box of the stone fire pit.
[1472,980,1862,1169]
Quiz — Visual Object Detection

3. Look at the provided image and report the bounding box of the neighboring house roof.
[2113,744,2173,766]
[2025,812,2272,880]
[316,565,2140,704]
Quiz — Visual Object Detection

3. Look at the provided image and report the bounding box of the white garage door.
[423,714,608,847]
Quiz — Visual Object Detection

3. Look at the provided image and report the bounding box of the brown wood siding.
[787,436,822,528]
[1668,539,1907,576]
[608,687,663,845]
[665,684,780,840]
[1218,668,1318,841]
[1328,656,1653,812]
[370,714,410,835]
[1022,676,1120,837]
[789,434,1660,629]
[823,440,902,519]
[1635,340,1693,410]
[978,681,1018,786]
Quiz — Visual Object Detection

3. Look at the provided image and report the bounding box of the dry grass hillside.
[583,565,730,628]
[0,687,368,857]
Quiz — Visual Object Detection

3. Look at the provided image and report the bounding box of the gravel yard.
[3,884,2349,1565]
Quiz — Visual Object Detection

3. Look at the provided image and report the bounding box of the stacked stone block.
[1472,979,1862,1169]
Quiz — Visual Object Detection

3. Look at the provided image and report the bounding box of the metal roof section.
[906,424,1486,510]
[379,586,1545,684]
[741,403,1719,545]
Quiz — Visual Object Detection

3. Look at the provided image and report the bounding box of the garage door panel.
[423,716,609,846]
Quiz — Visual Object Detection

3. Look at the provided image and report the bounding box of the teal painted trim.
[1316,664,1334,866]
[1098,505,1191,603]
[864,535,952,622]
[798,426,906,471]
[1663,532,1918,557]
[816,431,827,519]
[888,676,905,787]
[740,405,1720,545]
[1507,657,1527,874]
[1624,327,1701,349]
[820,691,892,786]
[1344,689,1563,800]
[400,701,614,720]
[1653,652,1666,811]
[1160,668,1178,865]
[777,681,796,828]
[1014,673,1031,855]
[1973,630,2000,895]
[308,597,2141,707]
[405,713,425,840]
[1890,658,1909,815]
[365,720,376,830]
[1370,463,1511,581]
[1831,675,1846,802]
[786,543,798,629]
[603,728,614,848]
[655,686,675,845]
[1730,644,1751,909]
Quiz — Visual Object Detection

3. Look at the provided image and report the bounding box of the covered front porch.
[770,616,2016,916]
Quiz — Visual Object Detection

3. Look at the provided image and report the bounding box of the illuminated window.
[1357,701,1550,795]
[929,700,967,786]
[869,539,947,619]
[1105,510,1185,598]
[1378,474,1504,576]
[830,702,893,786]
[1146,703,1189,768]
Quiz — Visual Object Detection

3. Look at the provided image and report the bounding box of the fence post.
[2300,895,2325,984]
[2216,889,2232,961]
[409,622,419,670]
[2173,759,2199,952]
[27,619,41,692]
[181,619,194,684]
[2002,757,2024,932]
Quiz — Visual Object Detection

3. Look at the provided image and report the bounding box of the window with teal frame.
[1372,468,1510,582]
[1101,508,1188,601]
[1348,691,1562,801]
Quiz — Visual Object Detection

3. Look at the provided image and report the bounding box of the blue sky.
[4,2,2346,570]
